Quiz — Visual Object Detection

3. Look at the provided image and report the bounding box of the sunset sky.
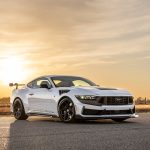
[0,0,150,98]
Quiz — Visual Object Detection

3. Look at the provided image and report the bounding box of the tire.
[112,118,128,122]
[58,98,75,123]
[13,98,28,120]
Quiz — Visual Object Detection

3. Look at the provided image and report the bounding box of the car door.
[27,78,56,114]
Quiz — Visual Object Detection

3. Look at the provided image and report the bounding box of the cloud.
[0,0,150,97]
[0,0,150,56]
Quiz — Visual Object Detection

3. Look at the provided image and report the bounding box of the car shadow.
[6,116,138,150]
[21,116,136,124]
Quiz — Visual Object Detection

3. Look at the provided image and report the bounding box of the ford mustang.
[9,75,138,122]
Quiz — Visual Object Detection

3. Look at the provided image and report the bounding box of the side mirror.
[9,83,14,87]
[40,83,51,89]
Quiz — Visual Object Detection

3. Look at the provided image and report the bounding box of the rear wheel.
[58,98,75,123]
[13,99,28,120]
[112,118,127,122]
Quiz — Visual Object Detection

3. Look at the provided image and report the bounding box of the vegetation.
[0,97,10,114]
[0,97,150,114]
[135,97,150,105]
[0,97,10,104]
[1,97,150,105]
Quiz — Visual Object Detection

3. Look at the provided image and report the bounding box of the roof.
[43,75,82,78]
[27,75,86,83]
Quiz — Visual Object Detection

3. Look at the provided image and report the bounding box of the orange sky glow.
[0,0,150,98]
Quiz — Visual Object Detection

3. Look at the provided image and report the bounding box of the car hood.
[58,86,132,97]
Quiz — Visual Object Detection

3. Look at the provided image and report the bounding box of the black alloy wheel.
[58,98,75,123]
[13,99,28,120]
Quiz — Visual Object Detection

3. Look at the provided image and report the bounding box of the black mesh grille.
[105,97,129,105]
[79,96,133,106]
[82,108,134,115]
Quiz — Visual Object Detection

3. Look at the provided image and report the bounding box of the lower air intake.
[82,108,134,115]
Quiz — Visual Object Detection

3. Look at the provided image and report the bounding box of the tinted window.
[36,79,51,89]
[51,76,96,87]
[27,78,52,89]
[27,82,34,88]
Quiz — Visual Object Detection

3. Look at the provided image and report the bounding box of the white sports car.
[10,75,138,122]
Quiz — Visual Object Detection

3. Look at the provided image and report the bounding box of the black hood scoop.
[97,87,117,90]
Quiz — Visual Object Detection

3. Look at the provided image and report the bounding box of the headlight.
[75,95,96,100]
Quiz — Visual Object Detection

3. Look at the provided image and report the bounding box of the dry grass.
[136,105,150,112]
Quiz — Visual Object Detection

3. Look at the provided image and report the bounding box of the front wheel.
[13,99,28,120]
[58,98,75,123]
[112,118,128,122]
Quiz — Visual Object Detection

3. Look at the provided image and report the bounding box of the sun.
[0,57,29,85]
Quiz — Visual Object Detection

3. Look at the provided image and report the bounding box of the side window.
[27,81,34,88]
[34,78,52,89]
[27,78,52,89]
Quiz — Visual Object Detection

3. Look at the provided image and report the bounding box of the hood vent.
[59,90,70,95]
[97,87,117,90]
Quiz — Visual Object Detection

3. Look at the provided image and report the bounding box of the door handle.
[29,93,34,96]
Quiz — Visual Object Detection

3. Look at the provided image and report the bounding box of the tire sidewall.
[58,98,75,123]
[13,98,27,120]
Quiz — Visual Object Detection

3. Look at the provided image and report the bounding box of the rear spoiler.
[9,83,25,89]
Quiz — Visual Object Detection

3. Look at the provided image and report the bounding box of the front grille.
[79,96,133,106]
[107,97,128,105]
[82,108,134,115]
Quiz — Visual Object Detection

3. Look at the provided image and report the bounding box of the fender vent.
[59,90,70,95]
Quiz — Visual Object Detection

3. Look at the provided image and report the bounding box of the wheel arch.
[57,96,76,122]
[58,96,72,106]
[12,97,28,120]
[57,96,74,114]
[13,97,25,110]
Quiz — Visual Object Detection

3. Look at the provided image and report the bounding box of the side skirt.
[27,112,58,118]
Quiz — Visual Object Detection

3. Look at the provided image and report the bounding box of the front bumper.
[76,113,138,120]
[75,102,138,119]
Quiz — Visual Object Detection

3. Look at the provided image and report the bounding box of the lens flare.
[0,57,29,84]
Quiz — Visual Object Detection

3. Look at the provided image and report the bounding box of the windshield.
[51,76,96,87]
